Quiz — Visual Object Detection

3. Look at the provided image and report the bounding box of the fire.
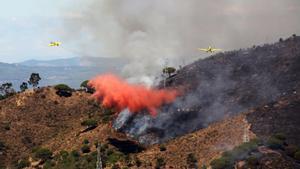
[88,74,178,116]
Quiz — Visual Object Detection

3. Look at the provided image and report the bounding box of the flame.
[88,74,178,116]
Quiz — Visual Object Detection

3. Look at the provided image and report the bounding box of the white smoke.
[62,0,300,84]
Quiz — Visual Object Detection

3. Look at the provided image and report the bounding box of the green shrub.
[159,145,166,151]
[135,157,142,167]
[155,157,166,169]
[16,159,30,169]
[210,156,232,169]
[31,146,41,153]
[81,145,91,154]
[81,119,98,128]
[246,156,259,165]
[71,150,80,158]
[0,162,5,169]
[59,150,69,159]
[77,153,97,169]
[0,141,5,151]
[83,139,89,145]
[221,139,259,161]
[106,151,123,165]
[102,108,115,123]
[294,151,300,161]
[54,84,73,97]
[80,80,89,88]
[54,84,72,91]
[101,144,109,152]
[0,82,16,97]
[0,95,5,100]
[187,153,197,164]
[112,164,120,169]
[34,148,53,161]
[3,122,10,130]
[80,80,95,93]
[210,139,260,169]
[94,141,99,148]
[54,150,97,169]
[273,133,286,141]
[43,160,55,169]
[106,149,114,156]
[163,67,176,77]
[124,154,130,164]
[285,145,300,157]
[267,137,284,150]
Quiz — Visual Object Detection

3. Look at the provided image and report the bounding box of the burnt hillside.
[247,89,300,145]
[117,36,300,144]
[117,92,300,168]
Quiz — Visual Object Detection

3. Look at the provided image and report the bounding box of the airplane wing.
[197,48,208,52]
[211,48,222,52]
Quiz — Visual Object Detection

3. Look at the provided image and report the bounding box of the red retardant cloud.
[88,74,178,116]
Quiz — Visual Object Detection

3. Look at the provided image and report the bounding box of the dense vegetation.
[210,133,300,169]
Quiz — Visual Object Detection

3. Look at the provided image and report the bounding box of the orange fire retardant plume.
[88,74,178,116]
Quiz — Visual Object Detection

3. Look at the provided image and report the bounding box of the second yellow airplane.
[48,41,62,47]
[198,46,221,53]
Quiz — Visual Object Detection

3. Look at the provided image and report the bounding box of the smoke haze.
[63,0,300,83]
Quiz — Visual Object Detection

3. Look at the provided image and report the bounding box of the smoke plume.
[88,74,178,116]
[63,0,300,83]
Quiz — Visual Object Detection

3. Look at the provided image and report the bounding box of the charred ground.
[119,35,300,144]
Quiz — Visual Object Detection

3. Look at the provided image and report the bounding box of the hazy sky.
[0,0,86,63]
[0,0,299,64]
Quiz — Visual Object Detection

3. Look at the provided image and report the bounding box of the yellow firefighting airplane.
[48,41,61,47]
[198,46,222,53]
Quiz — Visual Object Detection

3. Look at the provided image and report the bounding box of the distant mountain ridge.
[18,56,127,67]
[0,57,126,89]
[19,57,81,67]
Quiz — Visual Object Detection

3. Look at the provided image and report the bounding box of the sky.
[0,0,86,63]
[0,0,299,64]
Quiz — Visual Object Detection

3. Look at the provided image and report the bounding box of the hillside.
[134,91,300,168]
[119,35,300,144]
[0,88,100,165]
[1,88,299,168]
[0,36,299,168]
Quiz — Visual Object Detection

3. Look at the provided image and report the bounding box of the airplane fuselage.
[198,46,221,53]
[206,46,213,53]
